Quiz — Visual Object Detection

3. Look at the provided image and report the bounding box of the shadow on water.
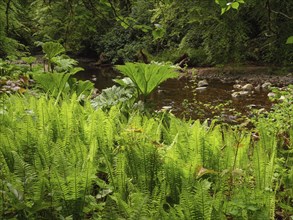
[76,63,272,121]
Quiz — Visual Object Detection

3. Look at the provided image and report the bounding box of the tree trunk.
[5,0,12,35]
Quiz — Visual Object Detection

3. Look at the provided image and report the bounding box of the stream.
[76,63,273,122]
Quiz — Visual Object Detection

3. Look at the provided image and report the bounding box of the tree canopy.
[0,0,292,65]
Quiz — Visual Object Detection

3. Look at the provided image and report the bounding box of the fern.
[0,94,104,218]
[1,90,291,219]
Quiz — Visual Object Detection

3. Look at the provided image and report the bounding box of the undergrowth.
[0,92,292,219]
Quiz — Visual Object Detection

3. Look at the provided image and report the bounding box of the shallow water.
[76,63,272,120]
[155,78,272,120]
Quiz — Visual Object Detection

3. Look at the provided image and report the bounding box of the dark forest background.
[1,0,292,66]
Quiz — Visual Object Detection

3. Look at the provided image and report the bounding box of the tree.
[0,0,291,64]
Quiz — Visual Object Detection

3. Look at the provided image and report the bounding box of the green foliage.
[21,56,36,65]
[251,85,293,219]
[94,25,151,64]
[21,56,37,71]
[91,85,134,110]
[215,0,245,14]
[33,72,72,99]
[1,0,292,65]
[42,42,65,60]
[68,78,94,99]
[32,71,93,101]
[0,59,19,77]
[0,92,292,219]
[30,0,105,53]
[42,42,66,72]
[0,1,293,218]
[51,56,77,72]
[152,26,166,41]
[0,94,113,219]
[40,41,82,73]
[286,36,293,44]
[0,36,25,58]
[115,62,179,101]
[0,0,29,57]
[0,57,35,80]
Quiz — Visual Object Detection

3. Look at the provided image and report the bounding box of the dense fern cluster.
[0,93,292,219]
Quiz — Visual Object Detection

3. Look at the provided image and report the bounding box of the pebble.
[255,84,261,92]
[231,92,240,98]
[239,91,250,96]
[196,87,207,92]
[262,82,272,90]
[233,84,242,89]
[267,92,276,98]
[242,84,254,91]
[279,96,286,101]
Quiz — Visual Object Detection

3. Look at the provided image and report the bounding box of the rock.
[279,95,286,101]
[257,108,266,115]
[198,80,208,87]
[162,106,172,110]
[96,52,108,65]
[2,85,11,89]
[6,80,13,85]
[221,114,237,123]
[11,86,21,91]
[220,78,228,83]
[267,92,276,98]
[196,87,207,92]
[242,83,254,91]
[233,84,242,89]
[231,92,240,98]
[239,91,250,96]
[262,82,272,90]
[255,84,261,92]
